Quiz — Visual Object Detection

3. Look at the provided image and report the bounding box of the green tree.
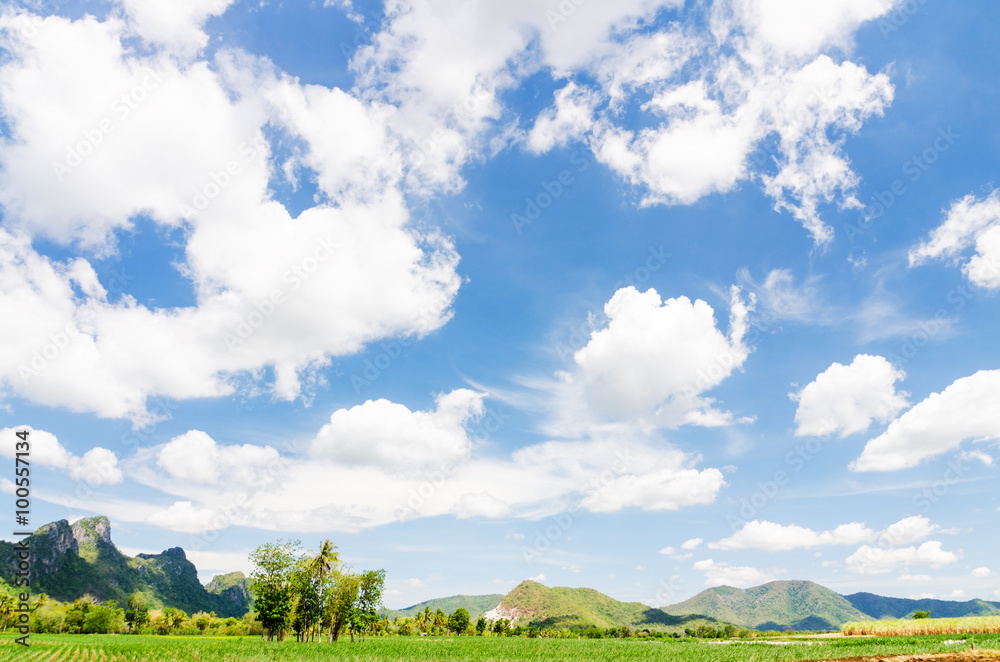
[305,539,340,641]
[475,617,487,636]
[65,597,93,634]
[83,601,125,634]
[447,607,470,635]
[328,570,360,642]
[124,593,150,633]
[492,618,510,636]
[353,569,385,640]
[248,540,300,641]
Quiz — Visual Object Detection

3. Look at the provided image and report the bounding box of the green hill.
[487,580,725,633]
[844,592,1000,620]
[0,516,248,617]
[205,571,253,614]
[664,580,871,631]
[381,594,504,621]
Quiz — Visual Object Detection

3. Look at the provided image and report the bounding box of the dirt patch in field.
[810,651,1000,662]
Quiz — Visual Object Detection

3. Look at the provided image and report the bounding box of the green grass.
[1,633,997,662]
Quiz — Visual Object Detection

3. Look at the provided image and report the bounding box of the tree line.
[248,538,385,642]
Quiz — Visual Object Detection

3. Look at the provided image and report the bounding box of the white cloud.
[493,578,517,586]
[791,355,908,438]
[658,546,676,555]
[156,430,280,485]
[0,11,463,423]
[0,426,71,469]
[352,0,897,244]
[846,541,959,575]
[115,0,237,58]
[528,574,546,583]
[711,520,875,551]
[681,538,704,550]
[309,390,485,469]
[124,394,725,534]
[852,370,1000,471]
[948,589,966,599]
[145,501,220,535]
[972,567,991,578]
[527,83,600,154]
[0,425,121,485]
[715,0,903,59]
[68,447,124,485]
[877,516,940,547]
[693,558,775,588]
[910,190,1000,289]
[899,574,932,582]
[959,450,994,467]
[396,578,427,588]
[711,515,937,552]
[506,533,525,540]
[545,285,754,437]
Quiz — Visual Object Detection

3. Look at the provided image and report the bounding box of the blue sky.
[1,0,999,609]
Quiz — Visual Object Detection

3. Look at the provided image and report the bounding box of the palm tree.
[305,539,340,642]
[33,593,49,613]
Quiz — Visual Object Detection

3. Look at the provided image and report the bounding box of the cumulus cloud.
[711,515,938,552]
[711,520,875,551]
[791,355,908,437]
[348,0,898,244]
[682,538,704,550]
[0,426,122,485]
[693,558,776,587]
[156,430,280,485]
[846,541,959,575]
[309,389,486,469]
[0,11,462,423]
[115,0,237,58]
[125,394,726,534]
[851,370,1000,471]
[145,501,220,534]
[910,190,1000,289]
[972,567,991,578]
[544,285,754,437]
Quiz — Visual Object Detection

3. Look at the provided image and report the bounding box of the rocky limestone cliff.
[31,519,78,574]
[71,516,112,546]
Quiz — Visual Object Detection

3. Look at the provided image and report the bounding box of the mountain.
[0,516,248,617]
[381,594,504,621]
[205,571,253,614]
[664,580,871,631]
[844,592,1000,620]
[484,580,725,633]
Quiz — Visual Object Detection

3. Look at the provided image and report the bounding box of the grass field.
[1,633,998,662]
[843,615,1000,636]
